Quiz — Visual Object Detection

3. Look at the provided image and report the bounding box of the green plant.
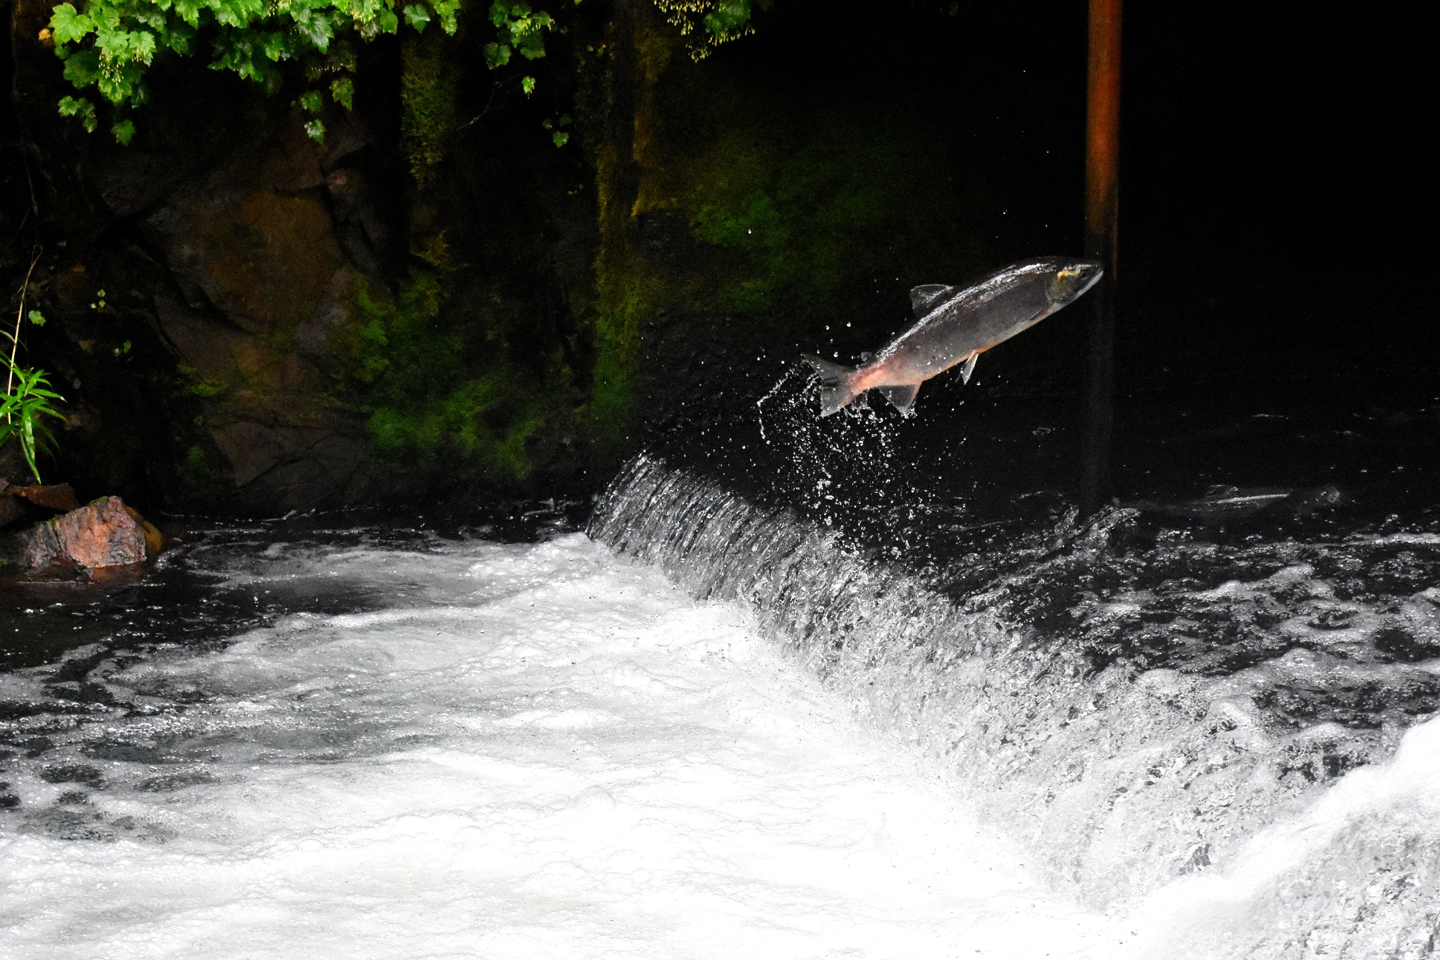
[651,0,760,59]
[4,258,66,484]
[0,365,67,484]
[48,0,462,142]
[342,266,576,484]
[47,0,580,146]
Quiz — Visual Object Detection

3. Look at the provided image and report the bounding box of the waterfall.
[592,452,1440,957]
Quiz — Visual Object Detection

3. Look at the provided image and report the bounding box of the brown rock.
[0,495,28,530]
[132,122,392,512]
[4,483,82,512]
[20,497,155,573]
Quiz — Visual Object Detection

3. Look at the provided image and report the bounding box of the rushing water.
[589,454,1440,958]
[3,376,1438,957]
[592,371,1440,958]
[1,518,1134,959]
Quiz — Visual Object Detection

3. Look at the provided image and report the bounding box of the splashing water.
[2,528,1136,959]
[3,373,1437,958]
[591,453,1440,957]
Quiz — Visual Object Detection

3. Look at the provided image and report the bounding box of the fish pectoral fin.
[960,353,978,385]
[878,383,921,416]
[909,284,954,317]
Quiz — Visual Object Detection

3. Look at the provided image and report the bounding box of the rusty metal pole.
[1081,0,1121,514]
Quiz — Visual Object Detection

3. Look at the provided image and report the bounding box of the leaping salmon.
[803,258,1103,416]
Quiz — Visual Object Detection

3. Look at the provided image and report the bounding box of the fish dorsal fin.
[878,383,921,415]
[909,284,954,317]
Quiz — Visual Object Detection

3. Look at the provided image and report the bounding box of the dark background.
[0,0,1431,514]
[712,0,1428,384]
[636,0,1434,528]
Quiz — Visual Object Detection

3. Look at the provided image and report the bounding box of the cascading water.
[2,374,1437,958]
[0,514,1138,959]
[589,372,1440,958]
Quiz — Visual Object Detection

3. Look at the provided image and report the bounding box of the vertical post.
[1081,0,1121,514]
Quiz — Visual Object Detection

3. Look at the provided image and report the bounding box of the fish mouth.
[1071,263,1104,299]
[1047,261,1104,305]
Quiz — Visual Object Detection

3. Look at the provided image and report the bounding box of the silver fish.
[803,257,1103,416]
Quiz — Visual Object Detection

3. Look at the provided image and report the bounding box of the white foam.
[1123,713,1440,959]
[0,534,1125,959]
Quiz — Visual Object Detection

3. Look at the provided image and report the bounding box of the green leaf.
[172,0,204,27]
[62,49,100,88]
[112,118,136,144]
[50,4,95,44]
[304,119,326,141]
[27,310,45,326]
[516,31,545,59]
[483,42,511,69]
[96,60,143,103]
[58,94,99,132]
[133,6,166,31]
[50,0,467,133]
[521,75,535,95]
[703,0,752,37]
[552,131,568,148]
[331,76,354,110]
[160,20,195,54]
[433,0,460,33]
[211,0,265,28]
[289,10,335,51]
[261,30,291,62]
[132,30,158,64]
[299,89,324,113]
[57,94,92,118]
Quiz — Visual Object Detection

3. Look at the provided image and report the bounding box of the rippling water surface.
[1,520,1130,959]
[3,377,1438,958]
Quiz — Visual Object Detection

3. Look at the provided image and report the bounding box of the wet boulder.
[2,496,162,579]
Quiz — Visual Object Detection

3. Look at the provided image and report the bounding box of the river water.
[3,518,1129,959]
[2,378,1438,958]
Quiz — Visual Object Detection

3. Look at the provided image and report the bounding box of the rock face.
[11,496,161,576]
[133,120,395,511]
[4,0,408,512]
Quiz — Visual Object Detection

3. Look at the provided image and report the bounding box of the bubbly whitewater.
[591,454,1440,959]
[2,471,1438,958]
[2,530,1126,959]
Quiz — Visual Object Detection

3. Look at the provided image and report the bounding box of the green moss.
[673,108,928,316]
[401,30,460,189]
[343,265,578,487]
[176,442,233,508]
[588,261,651,454]
[364,377,558,483]
[175,363,230,398]
[581,29,979,453]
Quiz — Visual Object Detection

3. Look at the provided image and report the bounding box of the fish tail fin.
[802,355,861,416]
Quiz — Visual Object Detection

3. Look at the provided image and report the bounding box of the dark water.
[2,366,1437,956]
[591,369,1440,955]
[0,501,589,672]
